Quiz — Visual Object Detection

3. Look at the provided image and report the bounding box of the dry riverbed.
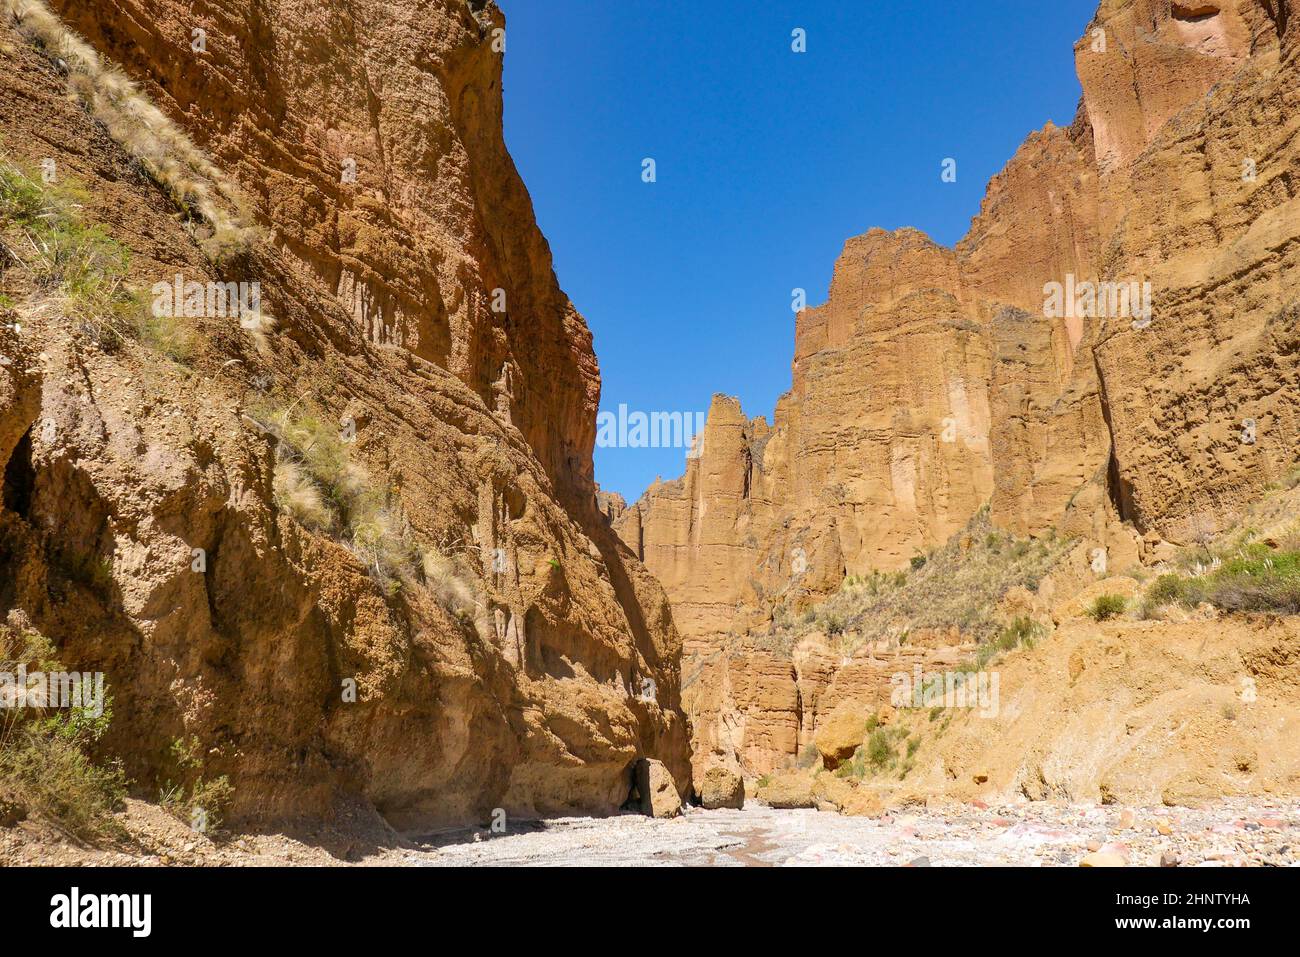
[412,799,1299,867]
[3,798,1296,867]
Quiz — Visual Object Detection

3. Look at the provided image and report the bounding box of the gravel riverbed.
[406,799,1299,867]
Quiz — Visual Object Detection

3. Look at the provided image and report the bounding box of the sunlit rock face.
[619,0,1300,780]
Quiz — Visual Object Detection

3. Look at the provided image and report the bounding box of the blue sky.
[500,0,1099,502]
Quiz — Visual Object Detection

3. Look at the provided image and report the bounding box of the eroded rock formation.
[619,0,1300,783]
[0,0,689,827]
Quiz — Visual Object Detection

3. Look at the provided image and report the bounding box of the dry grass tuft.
[272,459,333,533]
[239,307,277,355]
[259,401,479,608]
[4,0,258,259]
[420,545,480,622]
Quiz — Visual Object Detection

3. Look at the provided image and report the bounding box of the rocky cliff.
[0,0,689,829]
[618,0,1300,781]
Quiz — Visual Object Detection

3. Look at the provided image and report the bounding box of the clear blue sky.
[500,0,1099,502]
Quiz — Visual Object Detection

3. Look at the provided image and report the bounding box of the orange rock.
[814,701,870,770]
[616,0,1300,788]
[1081,852,1126,868]
[2,0,693,828]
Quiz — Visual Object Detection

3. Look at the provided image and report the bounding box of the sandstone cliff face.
[619,0,1300,782]
[49,0,599,492]
[1,0,689,827]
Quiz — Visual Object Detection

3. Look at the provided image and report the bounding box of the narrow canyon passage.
[0,0,1298,888]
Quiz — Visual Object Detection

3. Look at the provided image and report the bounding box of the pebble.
[1081,851,1126,867]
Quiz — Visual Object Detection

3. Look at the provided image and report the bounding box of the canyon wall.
[1,0,689,827]
[618,0,1300,780]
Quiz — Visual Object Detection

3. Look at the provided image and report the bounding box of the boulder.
[698,766,744,810]
[839,787,886,818]
[755,771,816,809]
[634,758,682,819]
[811,773,854,809]
[812,773,888,817]
[814,701,869,770]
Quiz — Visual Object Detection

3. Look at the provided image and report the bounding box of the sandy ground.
[6,797,1295,867]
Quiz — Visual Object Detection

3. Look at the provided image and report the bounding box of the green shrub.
[834,744,868,780]
[0,153,154,350]
[0,730,126,839]
[1203,548,1300,614]
[1142,547,1300,616]
[158,735,234,834]
[1147,573,1189,606]
[0,626,126,840]
[819,611,846,636]
[866,729,893,768]
[994,615,1043,652]
[1087,594,1128,621]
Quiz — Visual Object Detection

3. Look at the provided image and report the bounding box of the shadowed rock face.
[619,0,1300,780]
[0,0,689,827]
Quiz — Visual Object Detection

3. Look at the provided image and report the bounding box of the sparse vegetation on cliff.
[158,735,233,835]
[259,400,481,617]
[3,0,257,260]
[761,507,1072,657]
[1086,594,1128,621]
[261,402,419,592]
[0,627,126,840]
[0,153,143,344]
[1141,544,1300,617]
[961,615,1044,670]
[0,150,203,359]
